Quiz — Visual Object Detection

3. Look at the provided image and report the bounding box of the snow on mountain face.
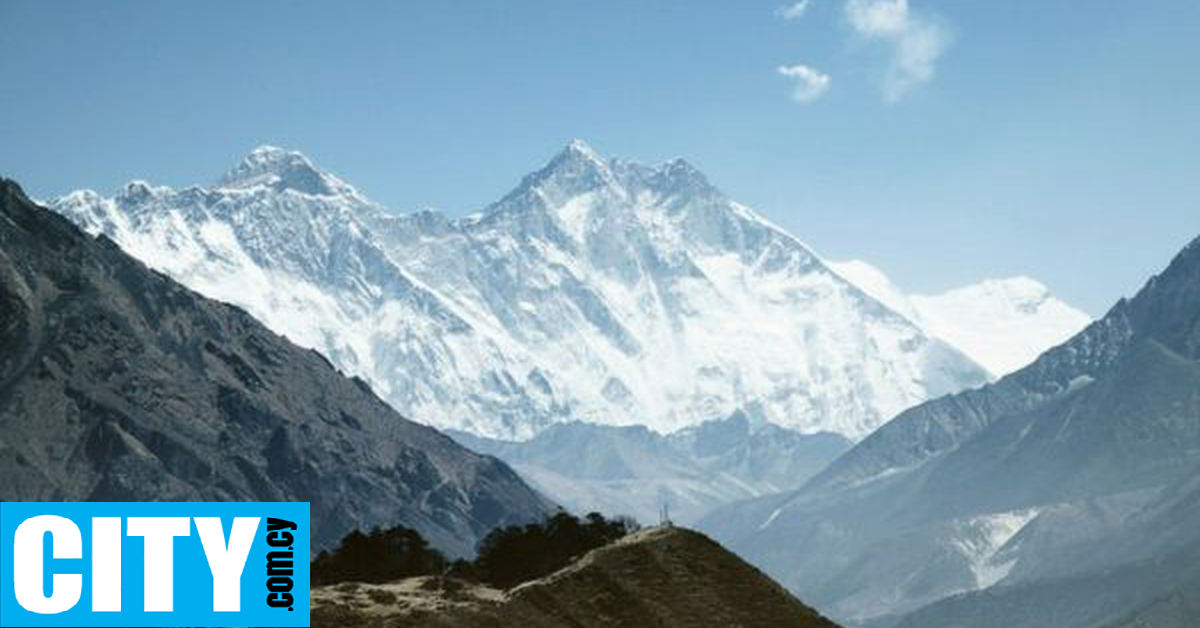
[829,259,1091,376]
[911,279,1092,376]
[52,142,990,440]
[220,145,363,198]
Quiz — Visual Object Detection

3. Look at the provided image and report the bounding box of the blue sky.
[1,0,1197,315]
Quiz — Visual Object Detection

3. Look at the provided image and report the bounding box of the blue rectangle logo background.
[0,502,309,627]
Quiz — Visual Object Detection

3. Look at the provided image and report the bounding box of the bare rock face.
[311,526,843,628]
[0,179,553,557]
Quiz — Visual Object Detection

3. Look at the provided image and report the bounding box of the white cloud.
[778,64,832,104]
[845,0,950,102]
[777,0,812,20]
[846,0,907,34]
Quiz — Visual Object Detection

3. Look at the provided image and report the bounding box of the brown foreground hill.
[312,526,841,628]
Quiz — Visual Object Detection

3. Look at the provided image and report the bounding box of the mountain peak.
[219,145,351,197]
[563,138,602,161]
[661,156,701,175]
[236,145,315,172]
[499,141,725,213]
[1171,233,1200,269]
[493,140,619,210]
[1125,232,1200,357]
[940,276,1051,306]
[544,138,611,178]
[247,144,295,160]
[116,179,170,204]
[0,178,30,206]
[647,156,720,199]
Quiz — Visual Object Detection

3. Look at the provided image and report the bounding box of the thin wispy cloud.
[778,64,832,104]
[777,0,812,21]
[845,0,950,103]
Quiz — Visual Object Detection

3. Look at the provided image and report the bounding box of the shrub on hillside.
[312,512,638,589]
[474,512,638,589]
[312,524,448,586]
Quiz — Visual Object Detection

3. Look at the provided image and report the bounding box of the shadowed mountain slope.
[0,178,553,556]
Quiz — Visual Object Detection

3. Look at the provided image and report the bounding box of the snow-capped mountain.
[829,259,1091,375]
[53,142,995,440]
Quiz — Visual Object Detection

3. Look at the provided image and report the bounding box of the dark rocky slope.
[0,178,553,556]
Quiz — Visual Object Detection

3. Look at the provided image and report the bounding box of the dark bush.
[446,558,479,582]
[312,524,448,586]
[312,512,638,589]
[474,511,638,589]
